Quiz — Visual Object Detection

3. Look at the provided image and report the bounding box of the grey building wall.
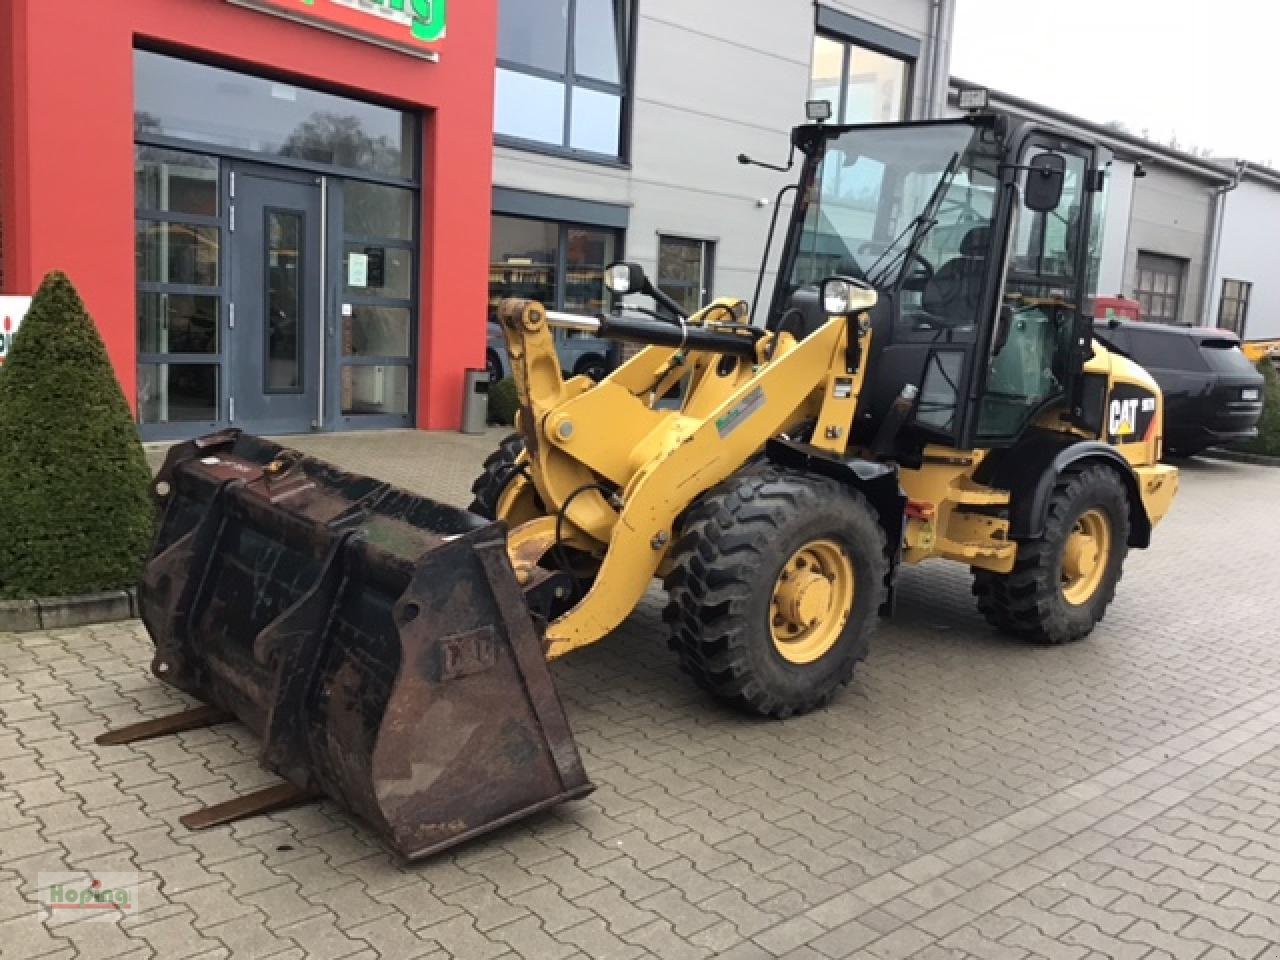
[493,0,947,317]
[1212,174,1280,340]
[1124,165,1215,325]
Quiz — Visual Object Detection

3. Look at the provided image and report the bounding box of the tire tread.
[972,464,1130,644]
[663,466,887,718]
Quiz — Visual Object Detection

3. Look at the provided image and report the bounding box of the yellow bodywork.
[493,296,1177,659]
[498,297,872,658]
[1086,343,1179,528]
[1243,340,1280,364]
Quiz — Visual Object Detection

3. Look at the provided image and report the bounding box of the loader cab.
[768,113,1108,458]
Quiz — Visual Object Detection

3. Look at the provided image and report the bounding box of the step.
[947,479,1011,507]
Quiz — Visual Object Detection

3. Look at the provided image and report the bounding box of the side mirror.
[821,276,878,317]
[1025,153,1066,213]
[604,262,647,296]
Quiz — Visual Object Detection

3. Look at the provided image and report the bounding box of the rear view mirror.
[1025,153,1066,212]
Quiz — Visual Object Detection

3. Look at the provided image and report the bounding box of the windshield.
[1199,338,1260,376]
[781,122,1002,306]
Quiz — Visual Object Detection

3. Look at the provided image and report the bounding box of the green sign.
[231,0,448,56]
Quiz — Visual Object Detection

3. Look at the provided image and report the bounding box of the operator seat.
[922,226,990,327]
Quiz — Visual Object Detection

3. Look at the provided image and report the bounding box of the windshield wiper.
[863,216,924,287]
[868,152,961,288]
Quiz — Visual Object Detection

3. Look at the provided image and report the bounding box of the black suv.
[1094,320,1265,457]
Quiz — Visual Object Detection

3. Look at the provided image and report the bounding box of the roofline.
[1239,161,1280,189]
[950,78,1236,185]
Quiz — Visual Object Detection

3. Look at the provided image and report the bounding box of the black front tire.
[468,433,526,519]
[973,464,1130,644]
[486,349,504,384]
[663,467,888,719]
[574,354,610,382]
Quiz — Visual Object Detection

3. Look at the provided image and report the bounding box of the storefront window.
[138,363,220,423]
[134,50,416,180]
[340,181,415,416]
[344,182,416,241]
[490,217,559,317]
[136,222,220,287]
[344,305,412,358]
[345,245,413,300]
[136,148,218,216]
[490,215,617,321]
[341,365,410,416]
[564,227,616,314]
[137,294,219,355]
[135,145,225,428]
[495,0,630,158]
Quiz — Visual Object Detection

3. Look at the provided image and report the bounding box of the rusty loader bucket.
[106,430,592,860]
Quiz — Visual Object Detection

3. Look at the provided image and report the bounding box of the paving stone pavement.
[5,432,1280,960]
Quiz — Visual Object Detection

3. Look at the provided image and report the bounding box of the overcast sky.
[952,0,1277,167]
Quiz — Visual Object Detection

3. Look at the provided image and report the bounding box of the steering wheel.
[903,251,935,288]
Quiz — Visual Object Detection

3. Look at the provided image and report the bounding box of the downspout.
[929,0,956,119]
[1200,159,1246,327]
[924,0,942,118]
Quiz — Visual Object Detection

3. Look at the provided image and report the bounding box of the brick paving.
[4,432,1280,959]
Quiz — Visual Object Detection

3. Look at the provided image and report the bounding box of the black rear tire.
[663,467,888,719]
[973,464,1130,644]
[468,433,527,519]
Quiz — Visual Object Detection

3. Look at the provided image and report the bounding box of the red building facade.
[0,0,497,437]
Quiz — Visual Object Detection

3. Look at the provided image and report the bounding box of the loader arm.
[494,298,873,658]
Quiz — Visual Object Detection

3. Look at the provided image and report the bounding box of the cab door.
[970,135,1098,447]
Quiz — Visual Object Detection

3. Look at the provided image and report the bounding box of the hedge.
[488,377,519,426]
[1243,358,1280,458]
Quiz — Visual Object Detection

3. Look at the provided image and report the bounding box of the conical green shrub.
[0,271,154,599]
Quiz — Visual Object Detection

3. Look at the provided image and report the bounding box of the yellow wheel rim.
[1061,508,1112,606]
[769,539,856,665]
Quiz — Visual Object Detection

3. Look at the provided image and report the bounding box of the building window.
[1218,279,1251,336]
[340,181,418,417]
[135,50,416,180]
[657,236,715,316]
[135,146,225,426]
[809,8,914,124]
[490,215,619,319]
[495,0,631,159]
[1134,252,1188,325]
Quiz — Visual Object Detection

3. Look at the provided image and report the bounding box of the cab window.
[977,148,1088,442]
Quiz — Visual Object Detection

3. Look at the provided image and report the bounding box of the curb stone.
[0,588,138,633]
[1202,447,1280,468]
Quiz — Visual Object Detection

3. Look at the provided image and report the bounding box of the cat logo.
[1109,398,1139,438]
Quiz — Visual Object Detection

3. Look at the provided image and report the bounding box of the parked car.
[486,320,617,384]
[1095,319,1265,457]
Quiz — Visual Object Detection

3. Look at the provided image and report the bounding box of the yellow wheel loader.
[106,106,1178,860]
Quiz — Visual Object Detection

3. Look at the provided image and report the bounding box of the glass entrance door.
[230,168,323,434]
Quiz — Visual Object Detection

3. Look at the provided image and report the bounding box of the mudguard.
[974,429,1152,548]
